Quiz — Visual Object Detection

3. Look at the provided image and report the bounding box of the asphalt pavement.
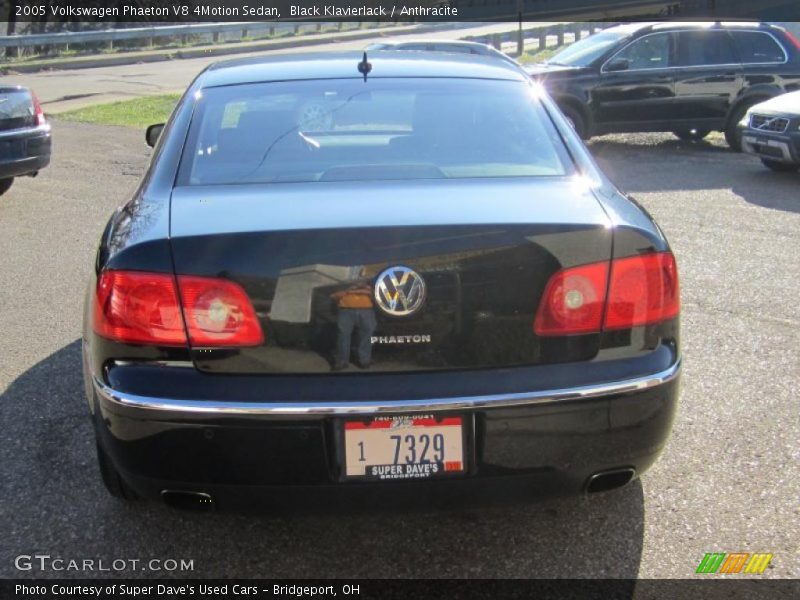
[0,122,797,580]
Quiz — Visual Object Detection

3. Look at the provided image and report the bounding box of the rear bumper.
[90,359,680,505]
[0,125,51,178]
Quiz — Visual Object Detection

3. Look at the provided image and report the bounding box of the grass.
[57,94,182,129]
[516,47,559,65]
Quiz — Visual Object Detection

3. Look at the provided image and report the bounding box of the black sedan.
[739,90,800,172]
[0,85,51,196]
[527,21,800,150]
[83,52,681,509]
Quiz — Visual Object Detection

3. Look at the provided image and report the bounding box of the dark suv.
[527,22,800,150]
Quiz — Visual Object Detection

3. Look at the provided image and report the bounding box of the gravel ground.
[0,122,797,581]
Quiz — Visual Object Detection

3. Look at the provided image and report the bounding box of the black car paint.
[168,180,613,375]
[93,377,678,501]
[528,23,800,140]
[83,53,680,505]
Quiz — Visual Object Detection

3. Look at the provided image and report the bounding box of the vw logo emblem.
[374,266,426,317]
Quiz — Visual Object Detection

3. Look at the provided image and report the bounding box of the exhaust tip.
[585,468,636,494]
[161,490,214,511]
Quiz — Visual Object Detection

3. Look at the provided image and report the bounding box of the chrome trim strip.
[113,359,195,368]
[93,359,681,417]
[0,123,51,138]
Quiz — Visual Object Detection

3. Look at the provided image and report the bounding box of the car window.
[611,33,673,70]
[0,89,36,130]
[675,30,738,67]
[547,30,628,67]
[731,31,787,64]
[178,79,573,186]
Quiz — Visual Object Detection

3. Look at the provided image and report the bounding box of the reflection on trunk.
[171,224,612,374]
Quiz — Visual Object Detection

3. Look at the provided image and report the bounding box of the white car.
[739,90,800,172]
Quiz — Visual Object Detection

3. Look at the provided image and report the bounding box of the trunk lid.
[169,178,612,374]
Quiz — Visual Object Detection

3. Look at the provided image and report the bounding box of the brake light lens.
[93,270,263,347]
[605,252,679,330]
[93,271,185,346]
[784,30,800,50]
[177,275,263,347]
[31,92,46,126]
[534,262,609,335]
[534,251,679,336]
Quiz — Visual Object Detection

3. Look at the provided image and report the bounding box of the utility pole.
[517,0,524,56]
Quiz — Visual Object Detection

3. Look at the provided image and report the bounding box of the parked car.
[526,22,800,150]
[738,90,800,171]
[84,52,680,508]
[0,85,51,195]
[365,39,519,66]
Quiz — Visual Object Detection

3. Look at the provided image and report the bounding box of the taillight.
[534,251,679,336]
[177,275,263,347]
[605,252,679,330]
[93,271,185,346]
[534,262,609,335]
[93,270,263,347]
[784,30,800,50]
[31,92,46,126]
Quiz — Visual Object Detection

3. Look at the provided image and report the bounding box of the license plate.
[342,415,466,480]
[744,136,788,158]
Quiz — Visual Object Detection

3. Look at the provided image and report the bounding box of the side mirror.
[145,123,165,148]
[605,58,631,72]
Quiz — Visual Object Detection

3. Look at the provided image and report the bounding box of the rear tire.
[559,104,589,140]
[0,178,13,196]
[96,442,137,500]
[761,159,799,172]
[673,128,711,141]
[725,100,764,152]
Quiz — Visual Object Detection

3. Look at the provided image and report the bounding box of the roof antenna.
[358,52,372,82]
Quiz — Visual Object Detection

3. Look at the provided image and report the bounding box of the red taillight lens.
[605,252,679,330]
[534,251,679,336]
[93,270,263,347]
[534,261,609,335]
[784,30,800,50]
[177,275,264,347]
[93,270,186,346]
[31,92,46,126]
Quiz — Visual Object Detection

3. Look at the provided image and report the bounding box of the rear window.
[178,78,572,186]
[731,31,787,64]
[0,89,35,131]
